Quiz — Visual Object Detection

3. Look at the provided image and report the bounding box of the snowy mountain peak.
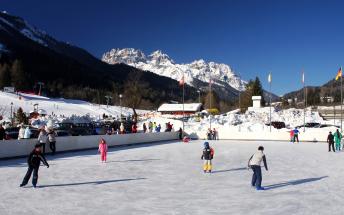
[102,48,146,65]
[148,50,174,65]
[0,13,49,47]
[102,48,247,92]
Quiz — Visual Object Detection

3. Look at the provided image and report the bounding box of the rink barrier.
[0,132,179,159]
[189,128,333,142]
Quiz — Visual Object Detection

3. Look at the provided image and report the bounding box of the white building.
[158,103,202,115]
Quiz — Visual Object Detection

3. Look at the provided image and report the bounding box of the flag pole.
[332,79,335,126]
[269,72,272,132]
[182,72,185,134]
[341,67,343,133]
[303,71,306,132]
[210,78,212,130]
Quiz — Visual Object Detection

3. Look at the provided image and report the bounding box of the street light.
[10,102,13,125]
[105,95,112,108]
[197,90,201,103]
[37,82,44,96]
[119,94,123,121]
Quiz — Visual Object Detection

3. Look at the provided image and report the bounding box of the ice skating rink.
[0,140,342,215]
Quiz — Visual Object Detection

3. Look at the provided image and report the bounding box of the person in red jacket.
[131,123,137,133]
[98,138,108,163]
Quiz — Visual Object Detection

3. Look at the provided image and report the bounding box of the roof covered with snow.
[158,103,202,112]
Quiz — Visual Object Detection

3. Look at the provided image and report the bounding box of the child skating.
[98,138,108,163]
[248,146,268,190]
[20,144,49,188]
[201,142,214,173]
[289,129,294,143]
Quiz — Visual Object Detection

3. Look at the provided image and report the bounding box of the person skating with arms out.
[248,146,268,191]
[20,144,49,188]
[201,142,214,173]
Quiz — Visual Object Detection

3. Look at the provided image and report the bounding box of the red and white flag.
[179,75,185,86]
[302,71,305,84]
[268,73,272,83]
[209,78,213,87]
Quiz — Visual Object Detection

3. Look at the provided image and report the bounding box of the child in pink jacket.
[98,138,108,163]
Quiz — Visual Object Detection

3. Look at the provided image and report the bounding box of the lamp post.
[197,90,201,103]
[37,82,44,96]
[105,95,112,108]
[268,72,272,132]
[119,94,123,121]
[10,102,13,125]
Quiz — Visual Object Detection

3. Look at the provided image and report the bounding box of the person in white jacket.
[37,128,48,154]
[248,146,268,190]
[24,126,32,139]
[18,125,25,140]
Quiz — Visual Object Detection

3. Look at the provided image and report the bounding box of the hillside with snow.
[102,48,247,99]
[0,91,148,123]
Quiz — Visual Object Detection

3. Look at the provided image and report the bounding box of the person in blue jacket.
[293,128,300,143]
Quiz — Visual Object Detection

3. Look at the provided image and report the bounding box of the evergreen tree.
[252,77,265,106]
[11,59,28,90]
[204,90,220,111]
[0,63,11,88]
[16,107,28,124]
[240,77,266,111]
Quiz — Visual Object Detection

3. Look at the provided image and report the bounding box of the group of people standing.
[327,129,343,152]
[206,128,218,140]
[143,121,161,133]
[289,128,300,143]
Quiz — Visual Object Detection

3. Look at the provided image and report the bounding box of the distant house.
[158,103,203,115]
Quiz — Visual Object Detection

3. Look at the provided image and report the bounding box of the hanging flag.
[268,73,272,83]
[209,78,213,87]
[335,67,342,81]
[302,71,305,84]
[179,75,185,86]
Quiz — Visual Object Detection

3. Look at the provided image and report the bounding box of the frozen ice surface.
[0,140,342,215]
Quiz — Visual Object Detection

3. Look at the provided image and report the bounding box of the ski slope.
[0,140,341,215]
[0,91,147,121]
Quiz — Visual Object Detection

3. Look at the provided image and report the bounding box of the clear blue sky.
[2,0,343,95]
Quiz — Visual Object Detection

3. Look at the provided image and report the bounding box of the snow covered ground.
[0,91,148,124]
[0,140,341,215]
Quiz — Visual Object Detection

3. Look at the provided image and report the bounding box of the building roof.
[158,103,202,112]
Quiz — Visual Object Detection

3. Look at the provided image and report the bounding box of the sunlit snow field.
[0,140,342,215]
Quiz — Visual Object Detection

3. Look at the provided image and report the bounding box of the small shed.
[158,103,202,115]
[252,96,262,108]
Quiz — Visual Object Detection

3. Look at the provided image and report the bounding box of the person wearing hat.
[37,128,48,154]
[201,142,214,173]
[327,131,335,152]
[248,146,268,190]
[20,144,49,188]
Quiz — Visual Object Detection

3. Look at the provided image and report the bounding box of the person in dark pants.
[20,144,49,188]
[0,124,5,140]
[47,129,56,155]
[327,131,335,152]
[248,146,268,190]
[293,128,300,143]
[38,129,48,154]
[178,128,183,140]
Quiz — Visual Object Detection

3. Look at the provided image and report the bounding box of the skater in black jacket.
[20,144,49,188]
[327,132,335,152]
[201,142,214,173]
